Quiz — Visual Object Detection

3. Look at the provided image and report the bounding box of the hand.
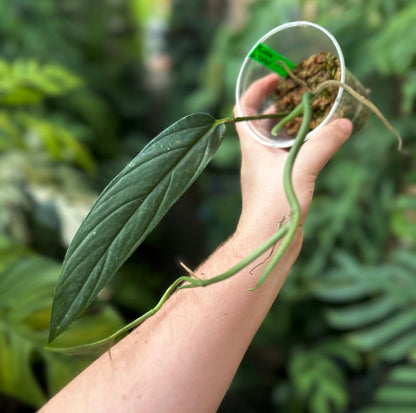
[234,73,353,240]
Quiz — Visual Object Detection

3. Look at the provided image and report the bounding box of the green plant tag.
[249,42,295,77]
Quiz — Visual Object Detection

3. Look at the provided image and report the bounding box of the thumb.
[294,118,353,179]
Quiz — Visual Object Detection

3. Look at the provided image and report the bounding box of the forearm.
[38,73,352,413]
[39,224,302,413]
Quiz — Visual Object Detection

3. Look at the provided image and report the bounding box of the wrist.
[236,206,291,242]
[233,210,304,272]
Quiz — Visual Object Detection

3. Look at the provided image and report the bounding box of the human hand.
[234,73,353,240]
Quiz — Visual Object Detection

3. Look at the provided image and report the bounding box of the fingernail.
[337,119,353,135]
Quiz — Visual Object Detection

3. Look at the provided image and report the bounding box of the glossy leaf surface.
[49,113,226,341]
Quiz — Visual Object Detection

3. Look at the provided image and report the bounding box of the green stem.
[46,224,292,353]
[46,276,189,353]
[187,92,312,292]
[250,91,312,290]
[219,112,290,125]
[179,224,290,289]
[47,94,313,353]
[270,100,305,136]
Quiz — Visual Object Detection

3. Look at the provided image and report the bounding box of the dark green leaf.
[380,330,416,362]
[347,308,416,351]
[289,348,349,413]
[49,113,226,341]
[312,275,375,302]
[389,365,416,384]
[376,385,416,404]
[325,295,400,330]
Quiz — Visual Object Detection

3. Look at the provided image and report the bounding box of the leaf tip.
[48,324,61,344]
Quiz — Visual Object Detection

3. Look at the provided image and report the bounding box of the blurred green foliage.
[0,236,124,409]
[0,0,415,411]
[0,59,95,172]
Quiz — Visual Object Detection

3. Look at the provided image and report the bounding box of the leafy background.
[0,0,415,412]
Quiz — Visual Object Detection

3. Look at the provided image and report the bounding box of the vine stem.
[47,59,403,353]
[271,101,304,136]
[315,80,403,151]
[250,91,312,290]
[276,59,403,151]
[46,222,292,353]
[169,92,310,292]
[45,275,188,353]
[219,112,290,125]
[46,94,313,353]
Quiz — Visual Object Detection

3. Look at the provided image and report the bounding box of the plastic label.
[249,42,295,77]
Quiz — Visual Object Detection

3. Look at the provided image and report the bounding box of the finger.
[235,73,280,117]
[294,118,353,179]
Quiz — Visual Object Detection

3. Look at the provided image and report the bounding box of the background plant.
[1,0,415,412]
